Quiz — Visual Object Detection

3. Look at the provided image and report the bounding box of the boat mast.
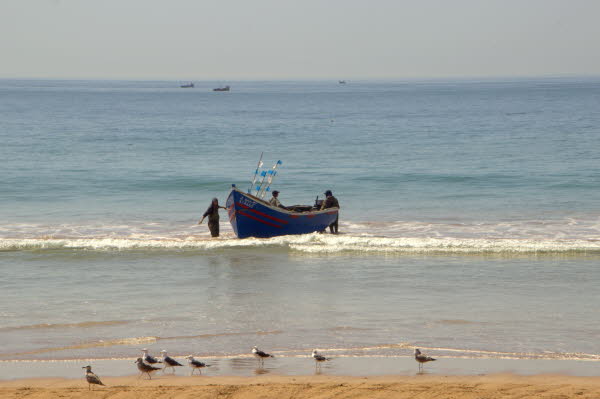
[258,160,282,199]
[255,170,268,196]
[249,152,264,194]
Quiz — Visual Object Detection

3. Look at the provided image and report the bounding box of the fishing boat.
[226,185,338,238]
[213,85,230,91]
[180,82,194,88]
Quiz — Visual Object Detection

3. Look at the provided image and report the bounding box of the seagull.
[311,350,331,369]
[141,348,161,365]
[160,350,183,373]
[135,357,161,379]
[186,355,211,375]
[414,348,436,371]
[252,346,274,366]
[82,365,105,390]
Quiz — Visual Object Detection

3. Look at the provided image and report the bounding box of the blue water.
[3,78,599,224]
[1,78,599,377]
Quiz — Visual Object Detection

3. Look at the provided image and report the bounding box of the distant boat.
[180,82,194,88]
[338,80,346,84]
[213,85,230,92]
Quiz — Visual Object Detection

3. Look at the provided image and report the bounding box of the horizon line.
[1,73,599,83]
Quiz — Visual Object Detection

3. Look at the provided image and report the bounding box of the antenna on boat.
[255,170,268,196]
[258,160,282,199]
[249,152,264,194]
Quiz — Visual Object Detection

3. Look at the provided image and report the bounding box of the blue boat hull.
[226,188,339,239]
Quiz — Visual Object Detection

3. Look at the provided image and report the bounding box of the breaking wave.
[1,234,599,255]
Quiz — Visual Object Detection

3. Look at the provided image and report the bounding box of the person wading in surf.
[320,190,340,234]
[198,198,227,237]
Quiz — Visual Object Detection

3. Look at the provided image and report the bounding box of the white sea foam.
[1,216,599,254]
[1,234,599,254]
[289,235,600,254]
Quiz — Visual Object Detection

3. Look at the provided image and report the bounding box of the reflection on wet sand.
[254,367,270,375]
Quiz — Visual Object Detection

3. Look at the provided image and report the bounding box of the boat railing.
[232,187,338,215]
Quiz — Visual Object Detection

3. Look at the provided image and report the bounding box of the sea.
[1,78,599,379]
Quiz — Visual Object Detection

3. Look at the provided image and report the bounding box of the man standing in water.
[198,198,227,237]
[321,190,340,234]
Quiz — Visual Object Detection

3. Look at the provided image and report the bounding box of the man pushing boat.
[198,198,227,237]
[321,190,340,234]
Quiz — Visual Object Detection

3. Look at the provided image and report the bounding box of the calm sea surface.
[1,78,599,377]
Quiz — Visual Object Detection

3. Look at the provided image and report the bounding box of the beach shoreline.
[2,374,600,398]
[1,356,599,381]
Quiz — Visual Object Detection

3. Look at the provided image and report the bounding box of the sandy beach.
[2,374,600,399]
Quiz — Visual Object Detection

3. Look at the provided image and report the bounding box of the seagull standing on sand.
[186,355,211,375]
[414,348,436,371]
[252,346,274,366]
[82,365,105,390]
[141,348,161,365]
[160,350,183,373]
[311,350,331,369]
[135,358,162,379]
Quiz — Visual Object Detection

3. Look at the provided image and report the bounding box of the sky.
[1,0,599,80]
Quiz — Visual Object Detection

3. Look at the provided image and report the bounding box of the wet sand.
[2,356,600,381]
[1,374,600,398]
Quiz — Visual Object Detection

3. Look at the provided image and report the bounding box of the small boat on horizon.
[213,85,230,92]
[180,82,194,88]
[338,80,346,84]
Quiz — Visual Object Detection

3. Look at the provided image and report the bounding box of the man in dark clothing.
[320,190,340,234]
[198,198,227,237]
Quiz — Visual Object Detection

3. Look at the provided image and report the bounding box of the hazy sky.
[1,0,599,79]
